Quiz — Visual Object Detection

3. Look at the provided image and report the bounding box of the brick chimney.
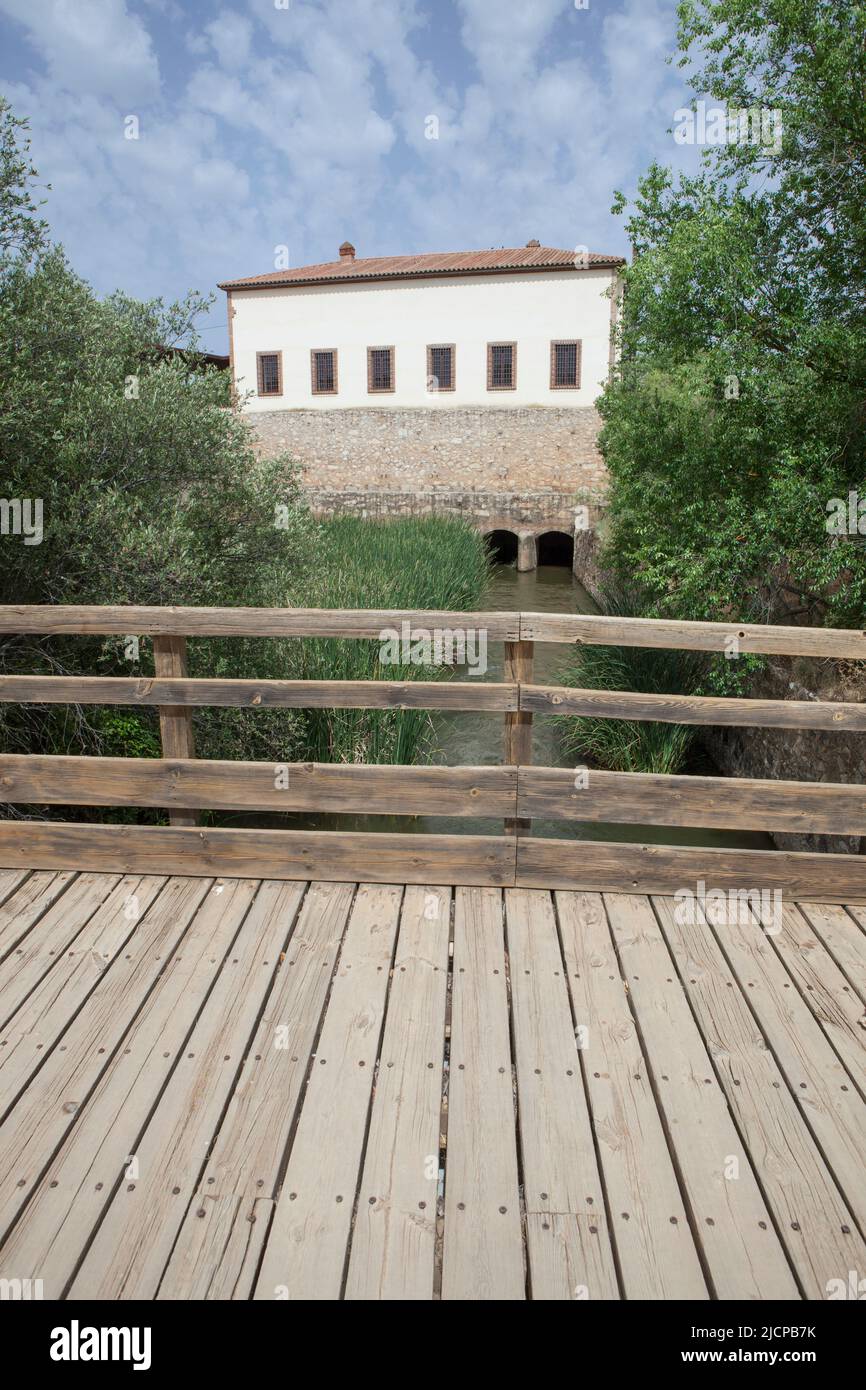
[525,238,540,248]
[339,241,356,262]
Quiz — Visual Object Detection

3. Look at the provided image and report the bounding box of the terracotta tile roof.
[218,245,625,291]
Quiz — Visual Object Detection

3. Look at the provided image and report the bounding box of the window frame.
[550,339,582,390]
[486,341,517,392]
[367,345,396,394]
[310,348,339,396]
[426,343,456,393]
[256,350,283,397]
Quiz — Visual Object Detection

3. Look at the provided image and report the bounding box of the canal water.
[243,561,770,850]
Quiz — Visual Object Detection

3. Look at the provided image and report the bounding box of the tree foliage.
[600,0,866,626]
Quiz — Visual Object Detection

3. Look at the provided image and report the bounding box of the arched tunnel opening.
[484,529,519,564]
[536,530,574,567]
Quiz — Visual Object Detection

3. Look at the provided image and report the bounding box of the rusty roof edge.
[217,257,627,292]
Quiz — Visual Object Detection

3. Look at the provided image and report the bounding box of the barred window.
[487,342,516,390]
[256,351,282,396]
[551,340,581,389]
[427,344,455,391]
[311,349,338,394]
[367,346,395,392]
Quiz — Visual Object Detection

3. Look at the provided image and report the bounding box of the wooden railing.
[0,605,865,901]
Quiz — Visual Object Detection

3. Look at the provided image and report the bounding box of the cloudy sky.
[0,0,701,350]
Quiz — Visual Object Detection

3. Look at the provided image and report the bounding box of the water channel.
[242,560,770,851]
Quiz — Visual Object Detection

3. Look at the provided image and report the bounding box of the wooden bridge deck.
[1,865,864,1301]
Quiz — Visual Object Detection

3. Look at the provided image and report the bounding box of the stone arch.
[484,529,519,564]
[536,530,575,567]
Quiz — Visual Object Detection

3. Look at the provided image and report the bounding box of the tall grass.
[557,587,707,774]
[293,516,491,764]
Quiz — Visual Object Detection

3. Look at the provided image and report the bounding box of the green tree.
[600,0,866,627]
[0,96,318,773]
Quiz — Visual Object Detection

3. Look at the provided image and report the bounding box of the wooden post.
[152,635,198,827]
[503,638,533,835]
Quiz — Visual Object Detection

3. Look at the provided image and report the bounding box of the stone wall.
[248,405,608,497]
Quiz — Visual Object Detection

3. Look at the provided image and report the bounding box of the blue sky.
[0,0,701,351]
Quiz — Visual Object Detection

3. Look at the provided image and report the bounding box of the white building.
[219,241,625,412]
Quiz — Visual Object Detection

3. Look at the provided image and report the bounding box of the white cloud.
[0,0,160,102]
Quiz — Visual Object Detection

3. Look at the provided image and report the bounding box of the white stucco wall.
[229,267,617,411]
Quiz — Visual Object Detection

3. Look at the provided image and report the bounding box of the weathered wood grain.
[520,611,866,658]
[158,881,354,1300]
[0,822,517,886]
[505,888,619,1298]
[521,683,866,732]
[152,636,197,828]
[0,755,517,819]
[0,876,165,1121]
[557,891,707,1299]
[0,876,212,1248]
[0,605,521,641]
[0,870,77,961]
[516,837,866,902]
[346,885,451,1300]
[254,884,403,1301]
[70,880,305,1299]
[517,766,866,835]
[603,893,799,1298]
[441,887,525,1300]
[0,676,518,712]
[654,894,866,1299]
[696,895,866,1239]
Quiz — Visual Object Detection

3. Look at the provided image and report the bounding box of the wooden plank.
[557,891,707,1299]
[0,605,521,642]
[153,635,197,828]
[653,894,866,1299]
[345,885,451,1301]
[601,893,798,1299]
[0,756,517,819]
[798,903,866,1004]
[520,611,866,659]
[69,880,305,1299]
[769,904,866,1098]
[0,822,517,887]
[521,683,866,732]
[504,888,619,1299]
[0,872,121,1031]
[255,883,403,1301]
[517,766,866,836]
[0,878,256,1296]
[0,676,518,712]
[516,838,866,903]
[0,876,166,1120]
[0,869,29,912]
[441,887,524,1300]
[504,640,533,834]
[0,870,77,961]
[0,875,212,1248]
[158,881,354,1300]
[692,892,866,1238]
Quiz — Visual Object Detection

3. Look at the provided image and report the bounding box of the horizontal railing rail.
[0,605,863,900]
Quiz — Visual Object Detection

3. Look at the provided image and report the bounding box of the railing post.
[504,637,533,835]
[152,635,198,827]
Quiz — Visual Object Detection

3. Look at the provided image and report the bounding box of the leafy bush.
[556,587,707,774]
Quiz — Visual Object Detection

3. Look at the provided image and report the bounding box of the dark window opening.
[537,530,574,566]
[312,349,337,394]
[487,342,516,390]
[428,344,454,391]
[256,352,282,395]
[485,529,519,564]
[368,346,394,392]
